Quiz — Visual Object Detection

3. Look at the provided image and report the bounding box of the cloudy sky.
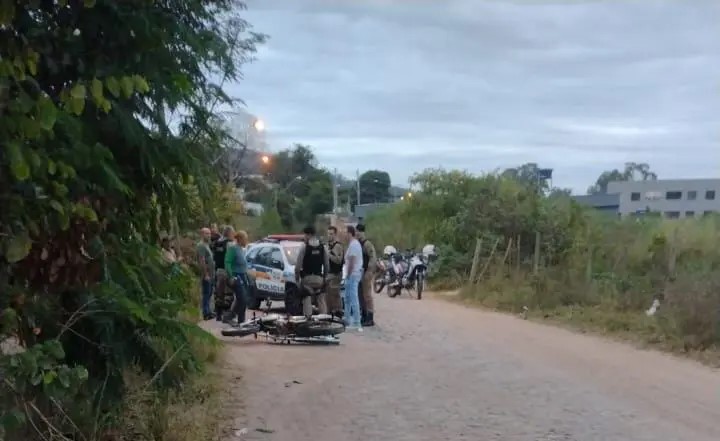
[230,0,720,193]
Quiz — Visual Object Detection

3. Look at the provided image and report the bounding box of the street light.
[261,155,270,165]
[253,118,265,132]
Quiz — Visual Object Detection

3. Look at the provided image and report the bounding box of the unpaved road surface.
[211,293,720,441]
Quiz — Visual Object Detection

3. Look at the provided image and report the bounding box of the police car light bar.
[264,234,304,242]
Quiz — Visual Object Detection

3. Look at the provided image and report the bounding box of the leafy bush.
[0,0,262,438]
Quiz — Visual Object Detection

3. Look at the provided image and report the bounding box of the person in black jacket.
[212,225,234,320]
[294,225,330,317]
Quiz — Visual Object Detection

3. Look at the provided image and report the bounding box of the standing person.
[212,226,234,321]
[196,227,215,320]
[326,225,345,316]
[343,225,363,332]
[294,226,329,317]
[224,230,250,324]
[161,237,178,264]
[356,224,377,327]
[210,223,221,243]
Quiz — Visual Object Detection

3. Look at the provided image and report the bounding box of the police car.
[245,234,304,310]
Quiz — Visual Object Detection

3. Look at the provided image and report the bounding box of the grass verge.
[107,343,242,441]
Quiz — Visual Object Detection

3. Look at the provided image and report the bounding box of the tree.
[587,162,658,194]
[260,145,333,229]
[548,187,572,198]
[358,170,391,204]
[502,163,551,192]
[0,1,264,438]
[259,204,284,236]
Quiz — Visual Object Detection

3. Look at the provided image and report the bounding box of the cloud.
[229,0,720,192]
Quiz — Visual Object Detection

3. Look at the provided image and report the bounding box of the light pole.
[274,176,303,208]
[211,117,265,166]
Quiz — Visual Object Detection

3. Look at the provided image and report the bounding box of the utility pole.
[332,168,339,214]
[356,169,361,206]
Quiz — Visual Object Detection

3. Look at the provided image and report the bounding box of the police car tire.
[285,285,303,316]
[249,296,263,310]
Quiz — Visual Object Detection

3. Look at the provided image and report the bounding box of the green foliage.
[358,170,391,204]
[0,0,263,438]
[261,145,333,229]
[587,162,658,194]
[259,205,284,237]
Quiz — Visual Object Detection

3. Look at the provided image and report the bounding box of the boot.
[361,311,368,326]
[365,312,375,327]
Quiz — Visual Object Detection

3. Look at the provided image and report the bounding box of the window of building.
[706,190,716,200]
[664,211,680,219]
[704,210,716,217]
[687,190,697,200]
[685,211,695,218]
[665,191,682,200]
[630,192,640,201]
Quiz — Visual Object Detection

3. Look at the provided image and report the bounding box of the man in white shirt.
[343,225,364,331]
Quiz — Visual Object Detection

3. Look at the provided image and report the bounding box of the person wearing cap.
[294,225,329,316]
[356,223,377,326]
[196,227,215,320]
[325,225,344,316]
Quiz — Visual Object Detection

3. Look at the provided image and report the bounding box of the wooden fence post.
[533,231,541,275]
[478,237,501,281]
[515,234,521,276]
[500,237,513,270]
[468,237,483,284]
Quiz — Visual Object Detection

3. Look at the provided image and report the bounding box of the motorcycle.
[220,297,346,345]
[379,251,427,300]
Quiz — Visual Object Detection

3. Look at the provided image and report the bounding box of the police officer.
[294,225,330,317]
[326,225,344,316]
[356,224,377,327]
[212,225,235,320]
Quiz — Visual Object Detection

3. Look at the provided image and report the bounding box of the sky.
[229,0,720,193]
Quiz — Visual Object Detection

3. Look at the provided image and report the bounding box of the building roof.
[572,193,620,208]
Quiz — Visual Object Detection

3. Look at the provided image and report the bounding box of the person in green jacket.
[224,230,250,323]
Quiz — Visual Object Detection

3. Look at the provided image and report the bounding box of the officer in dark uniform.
[212,225,234,320]
[294,225,330,317]
[326,225,344,316]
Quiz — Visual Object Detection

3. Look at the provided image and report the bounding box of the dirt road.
[213,293,720,441]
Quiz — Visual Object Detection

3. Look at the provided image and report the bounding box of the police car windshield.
[282,242,302,265]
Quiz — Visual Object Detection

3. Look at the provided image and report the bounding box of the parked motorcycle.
[377,250,427,299]
[220,298,346,345]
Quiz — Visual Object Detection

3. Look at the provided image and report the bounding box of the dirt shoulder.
[209,292,720,441]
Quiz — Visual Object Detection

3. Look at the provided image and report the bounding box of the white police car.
[245,235,304,309]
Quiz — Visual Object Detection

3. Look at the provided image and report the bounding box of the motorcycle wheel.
[416,272,425,300]
[388,284,401,298]
[220,322,261,337]
[373,273,385,293]
[295,321,345,337]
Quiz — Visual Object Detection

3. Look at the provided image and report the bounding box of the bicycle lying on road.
[220,298,346,345]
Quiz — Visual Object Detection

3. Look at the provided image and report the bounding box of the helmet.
[422,244,436,258]
[383,245,397,257]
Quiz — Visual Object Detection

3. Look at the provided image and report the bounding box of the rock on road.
[213,293,720,441]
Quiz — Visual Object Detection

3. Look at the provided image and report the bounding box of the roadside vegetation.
[1,1,261,439]
[365,168,720,362]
